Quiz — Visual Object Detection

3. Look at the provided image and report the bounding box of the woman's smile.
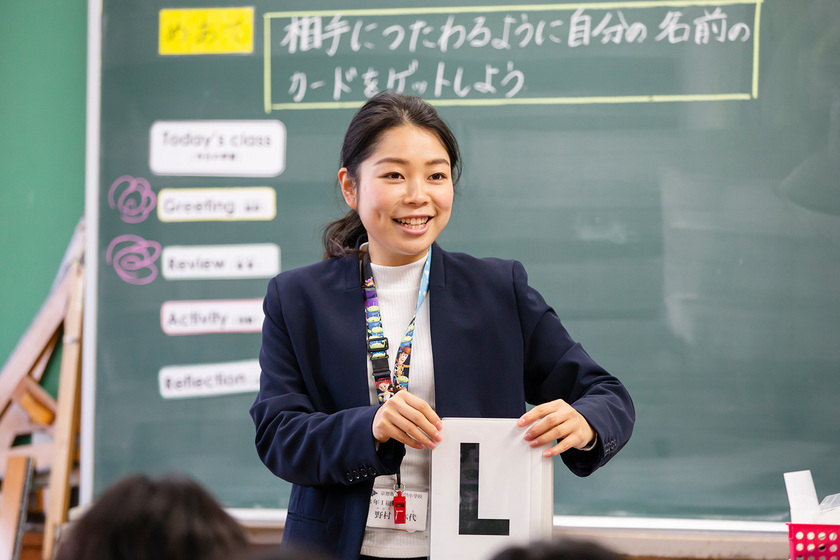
[394,216,432,231]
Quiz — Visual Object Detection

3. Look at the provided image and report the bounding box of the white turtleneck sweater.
[360,253,435,558]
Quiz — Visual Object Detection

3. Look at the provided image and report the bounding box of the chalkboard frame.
[81,0,840,536]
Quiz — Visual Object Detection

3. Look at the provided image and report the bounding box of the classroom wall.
[0,1,88,394]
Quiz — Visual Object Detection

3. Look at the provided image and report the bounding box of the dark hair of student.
[321,90,462,260]
[490,539,625,560]
[55,473,250,560]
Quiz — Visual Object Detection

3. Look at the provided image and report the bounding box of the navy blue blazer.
[250,244,634,560]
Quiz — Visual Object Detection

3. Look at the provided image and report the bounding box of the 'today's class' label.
[150,120,286,177]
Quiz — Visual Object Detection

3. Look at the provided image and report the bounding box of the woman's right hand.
[372,390,443,450]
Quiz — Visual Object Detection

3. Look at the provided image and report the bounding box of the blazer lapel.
[429,244,460,416]
[325,255,371,410]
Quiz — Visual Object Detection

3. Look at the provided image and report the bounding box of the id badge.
[366,486,428,533]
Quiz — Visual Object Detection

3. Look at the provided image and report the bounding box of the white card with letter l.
[430,418,553,560]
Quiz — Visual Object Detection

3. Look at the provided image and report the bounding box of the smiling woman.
[249,90,635,560]
[320,92,462,262]
[338,124,454,266]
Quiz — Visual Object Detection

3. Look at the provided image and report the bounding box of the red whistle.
[393,491,406,524]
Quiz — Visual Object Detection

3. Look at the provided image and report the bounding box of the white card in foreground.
[430,418,552,560]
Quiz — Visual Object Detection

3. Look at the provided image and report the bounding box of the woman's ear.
[338,168,358,210]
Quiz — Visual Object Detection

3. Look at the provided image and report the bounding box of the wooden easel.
[0,223,85,560]
[0,456,35,560]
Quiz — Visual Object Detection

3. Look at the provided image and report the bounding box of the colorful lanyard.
[362,247,431,404]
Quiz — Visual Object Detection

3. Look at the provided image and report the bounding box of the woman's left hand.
[517,399,597,458]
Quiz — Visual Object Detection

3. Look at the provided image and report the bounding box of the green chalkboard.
[0,1,87,399]
[91,0,840,521]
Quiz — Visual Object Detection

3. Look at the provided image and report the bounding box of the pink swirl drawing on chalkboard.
[105,234,162,285]
[108,175,157,223]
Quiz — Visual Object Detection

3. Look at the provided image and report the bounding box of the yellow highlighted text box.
[160,7,254,55]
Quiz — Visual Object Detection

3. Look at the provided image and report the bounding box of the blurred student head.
[490,539,624,560]
[56,473,250,560]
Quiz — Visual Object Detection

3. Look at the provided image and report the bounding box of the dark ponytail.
[321,90,461,259]
[321,209,366,260]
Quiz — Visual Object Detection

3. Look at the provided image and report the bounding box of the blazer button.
[368,466,378,477]
[345,471,354,483]
[352,469,360,481]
